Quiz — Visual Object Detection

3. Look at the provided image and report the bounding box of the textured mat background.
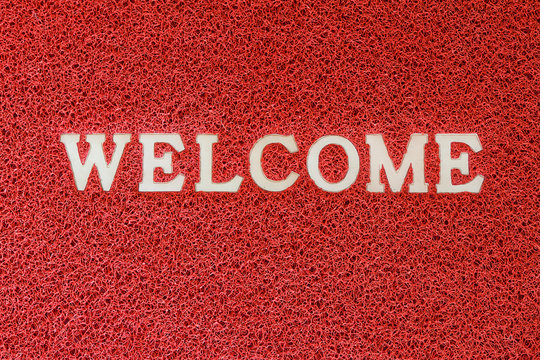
[1,0,538,358]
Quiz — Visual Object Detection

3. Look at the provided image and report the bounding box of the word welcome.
[60,133,484,193]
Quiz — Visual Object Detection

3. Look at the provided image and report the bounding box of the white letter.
[436,133,484,193]
[195,134,243,192]
[366,134,428,193]
[60,133,131,191]
[307,135,359,192]
[139,134,184,192]
[249,135,299,192]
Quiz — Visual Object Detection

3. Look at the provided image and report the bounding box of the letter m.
[366,134,428,193]
[60,134,131,191]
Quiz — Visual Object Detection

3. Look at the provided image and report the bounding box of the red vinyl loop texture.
[0,0,538,359]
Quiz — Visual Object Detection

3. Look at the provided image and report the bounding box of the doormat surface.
[1,1,538,358]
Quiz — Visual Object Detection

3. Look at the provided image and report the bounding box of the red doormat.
[1,1,538,358]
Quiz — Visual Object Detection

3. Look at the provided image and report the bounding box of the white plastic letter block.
[249,135,299,192]
[139,133,185,192]
[366,134,428,193]
[307,135,359,192]
[195,134,243,192]
[60,133,131,191]
[435,133,484,193]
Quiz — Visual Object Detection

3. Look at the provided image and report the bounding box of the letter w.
[60,134,131,191]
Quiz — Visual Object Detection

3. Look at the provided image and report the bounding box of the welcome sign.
[61,133,484,193]
[3,1,537,359]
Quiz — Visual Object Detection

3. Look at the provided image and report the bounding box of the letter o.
[307,135,360,192]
